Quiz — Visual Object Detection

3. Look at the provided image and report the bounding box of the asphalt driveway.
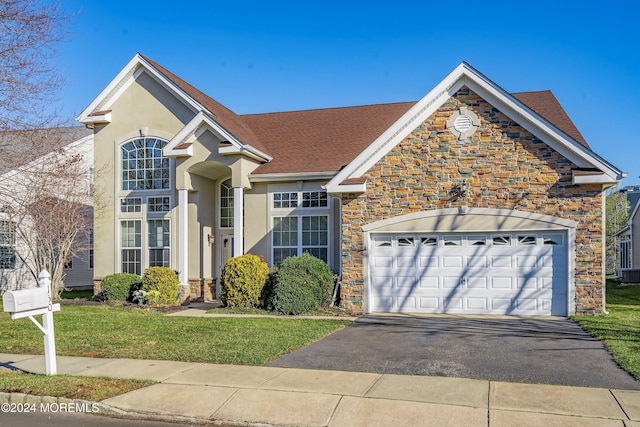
[268,314,640,390]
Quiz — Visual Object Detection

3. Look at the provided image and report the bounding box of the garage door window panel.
[492,235,511,246]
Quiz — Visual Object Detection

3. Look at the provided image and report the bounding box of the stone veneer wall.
[340,87,604,315]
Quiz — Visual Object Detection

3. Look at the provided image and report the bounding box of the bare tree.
[0,129,93,296]
[605,190,630,274]
[0,0,70,134]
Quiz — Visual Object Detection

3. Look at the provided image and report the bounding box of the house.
[616,187,640,280]
[0,127,94,290]
[78,53,624,315]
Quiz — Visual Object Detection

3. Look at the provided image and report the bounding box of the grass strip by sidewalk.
[574,280,640,380]
[0,305,350,365]
[0,370,153,401]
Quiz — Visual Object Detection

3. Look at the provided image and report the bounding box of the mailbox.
[3,287,49,313]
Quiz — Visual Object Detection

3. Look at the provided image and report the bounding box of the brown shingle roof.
[139,54,270,156]
[512,90,589,149]
[138,56,592,174]
[242,102,416,174]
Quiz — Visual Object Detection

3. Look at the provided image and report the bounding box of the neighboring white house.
[0,127,94,290]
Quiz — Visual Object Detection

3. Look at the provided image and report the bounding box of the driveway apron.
[268,314,640,390]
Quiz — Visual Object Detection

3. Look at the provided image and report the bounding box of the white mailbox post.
[2,270,60,375]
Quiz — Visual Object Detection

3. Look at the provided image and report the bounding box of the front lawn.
[574,280,640,380]
[0,370,153,401]
[0,305,350,365]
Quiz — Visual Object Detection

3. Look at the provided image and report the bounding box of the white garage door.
[369,232,567,316]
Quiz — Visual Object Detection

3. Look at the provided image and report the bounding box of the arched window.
[220,178,233,228]
[121,138,169,190]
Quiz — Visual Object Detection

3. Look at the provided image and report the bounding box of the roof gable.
[326,62,624,192]
[77,53,271,157]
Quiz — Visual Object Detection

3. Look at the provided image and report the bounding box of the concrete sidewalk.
[1,353,639,426]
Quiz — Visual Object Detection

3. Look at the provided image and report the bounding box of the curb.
[0,392,276,426]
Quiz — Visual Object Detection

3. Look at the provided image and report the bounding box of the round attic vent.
[453,114,474,133]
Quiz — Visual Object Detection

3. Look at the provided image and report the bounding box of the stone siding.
[340,87,604,315]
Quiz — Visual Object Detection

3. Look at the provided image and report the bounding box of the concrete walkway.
[1,353,640,426]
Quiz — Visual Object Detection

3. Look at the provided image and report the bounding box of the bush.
[220,254,269,308]
[142,267,179,305]
[100,273,142,301]
[268,253,334,315]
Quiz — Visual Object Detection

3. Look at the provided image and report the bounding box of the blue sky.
[57,0,639,186]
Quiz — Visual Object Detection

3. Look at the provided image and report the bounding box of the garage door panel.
[443,277,463,288]
[419,256,438,267]
[491,256,512,268]
[370,231,567,316]
[419,277,439,289]
[491,277,513,289]
[397,257,415,267]
[516,298,539,311]
[467,298,488,310]
[443,298,463,310]
[396,276,417,289]
[516,255,538,268]
[374,256,393,267]
[443,256,463,267]
[419,297,439,309]
[467,277,487,289]
[467,256,488,267]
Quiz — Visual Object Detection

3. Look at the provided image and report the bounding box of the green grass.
[0,370,153,401]
[574,280,640,380]
[0,305,350,365]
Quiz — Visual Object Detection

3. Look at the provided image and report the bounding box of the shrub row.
[221,253,334,315]
[100,267,179,305]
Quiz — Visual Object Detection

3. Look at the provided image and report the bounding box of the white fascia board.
[77,53,202,124]
[82,111,111,125]
[572,174,619,185]
[218,144,272,163]
[325,183,366,194]
[249,171,337,183]
[77,54,142,123]
[326,62,623,190]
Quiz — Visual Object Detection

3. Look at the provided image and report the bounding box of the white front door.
[369,232,567,316]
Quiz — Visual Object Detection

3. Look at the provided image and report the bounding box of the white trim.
[251,172,336,182]
[77,54,201,123]
[147,217,172,268]
[82,111,111,125]
[178,189,189,286]
[573,174,619,185]
[362,208,578,232]
[118,136,173,194]
[326,62,624,193]
[233,186,244,257]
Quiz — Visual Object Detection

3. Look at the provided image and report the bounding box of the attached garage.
[363,209,576,316]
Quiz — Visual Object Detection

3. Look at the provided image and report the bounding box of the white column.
[233,185,243,257]
[178,188,189,285]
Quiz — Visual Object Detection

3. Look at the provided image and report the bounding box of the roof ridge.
[138,54,270,155]
[241,101,418,117]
